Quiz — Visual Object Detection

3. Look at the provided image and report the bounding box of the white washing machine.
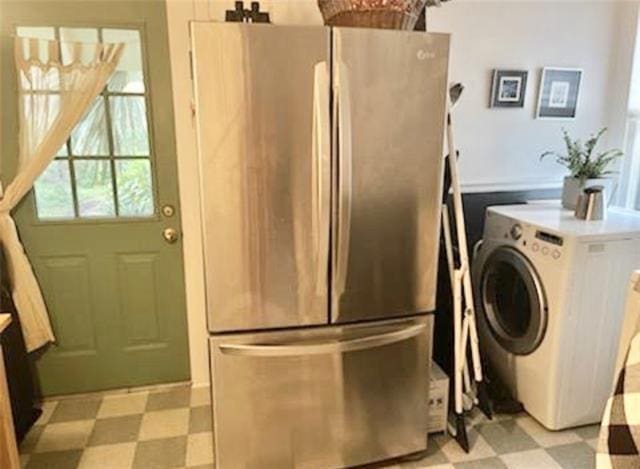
[473,202,640,430]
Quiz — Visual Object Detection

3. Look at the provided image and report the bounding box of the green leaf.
[540,128,623,178]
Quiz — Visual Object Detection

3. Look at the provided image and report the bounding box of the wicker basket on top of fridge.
[317,0,449,30]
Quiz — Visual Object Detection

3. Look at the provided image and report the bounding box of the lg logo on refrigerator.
[417,50,436,60]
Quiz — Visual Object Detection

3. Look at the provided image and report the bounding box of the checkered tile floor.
[19,384,599,468]
[20,385,213,469]
[404,410,599,469]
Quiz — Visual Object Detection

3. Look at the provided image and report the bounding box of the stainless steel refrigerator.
[191,22,449,469]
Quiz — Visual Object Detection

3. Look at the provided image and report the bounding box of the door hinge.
[188,49,196,121]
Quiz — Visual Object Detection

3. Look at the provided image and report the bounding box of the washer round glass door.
[480,246,547,355]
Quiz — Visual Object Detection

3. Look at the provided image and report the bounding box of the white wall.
[166,0,639,384]
[166,0,211,386]
[428,1,638,192]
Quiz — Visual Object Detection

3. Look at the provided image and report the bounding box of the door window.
[489,261,532,338]
[16,26,155,220]
[480,247,547,355]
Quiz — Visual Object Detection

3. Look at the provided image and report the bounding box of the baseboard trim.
[191,381,211,389]
[42,380,194,402]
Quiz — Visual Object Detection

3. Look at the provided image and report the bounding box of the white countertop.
[489,201,640,239]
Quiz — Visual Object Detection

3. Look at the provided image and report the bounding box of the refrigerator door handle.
[218,323,426,357]
[334,60,353,299]
[313,62,331,295]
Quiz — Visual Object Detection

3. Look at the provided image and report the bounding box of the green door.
[0,2,190,396]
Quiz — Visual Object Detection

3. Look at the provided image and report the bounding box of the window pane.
[74,160,115,217]
[16,28,56,67]
[16,26,55,40]
[116,160,154,217]
[34,160,74,219]
[70,97,109,156]
[22,94,61,152]
[20,66,61,92]
[56,144,68,157]
[59,28,99,65]
[103,29,145,93]
[109,70,145,94]
[110,96,150,156]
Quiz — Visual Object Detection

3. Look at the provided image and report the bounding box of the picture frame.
[536,67,583,120]
[490,70,528,108]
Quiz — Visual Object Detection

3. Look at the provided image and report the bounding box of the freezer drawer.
[209,315,433,468]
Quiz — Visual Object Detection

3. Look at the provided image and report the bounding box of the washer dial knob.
[510,224,523,241]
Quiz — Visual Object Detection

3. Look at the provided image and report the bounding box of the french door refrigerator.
[191,22,449,469]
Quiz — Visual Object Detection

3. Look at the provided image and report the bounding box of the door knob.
[163,227,179,244]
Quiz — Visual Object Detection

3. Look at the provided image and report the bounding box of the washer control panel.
[533,230,564,259]
[535,230,564,247]
[505,223,564,261]
[510,223,523,241]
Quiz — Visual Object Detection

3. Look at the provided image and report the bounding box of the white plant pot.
[562,176,616,210]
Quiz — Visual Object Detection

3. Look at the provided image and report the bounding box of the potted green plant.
[540,128,623,209]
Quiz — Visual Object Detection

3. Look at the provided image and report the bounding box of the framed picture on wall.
[536,67,583,119]
[490,70,528,108]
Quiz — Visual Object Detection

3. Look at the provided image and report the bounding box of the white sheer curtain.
[5,37,123,352]
[71,72,145,156]
[620,22,640,210]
